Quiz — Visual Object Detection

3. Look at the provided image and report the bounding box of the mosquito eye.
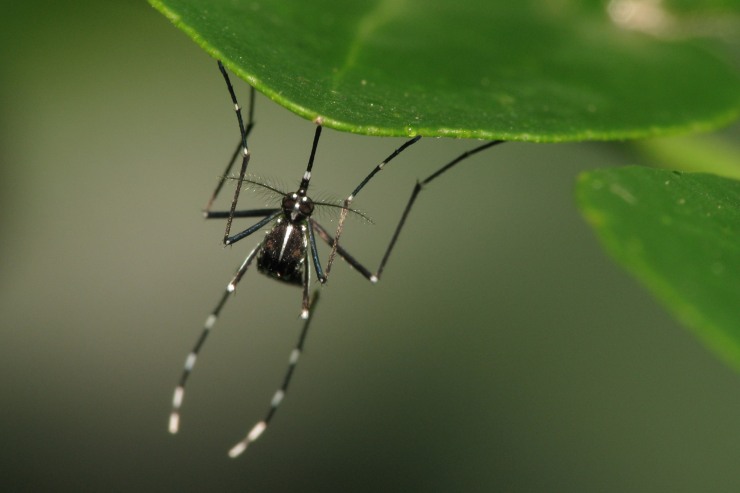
[299,199,314,215]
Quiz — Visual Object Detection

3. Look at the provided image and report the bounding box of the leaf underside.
[149,0,740,140]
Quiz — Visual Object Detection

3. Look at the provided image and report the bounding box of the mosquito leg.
[204,208,279,220]
[228,290,321,458]
[225,210,282,246]
[306,220,326,284]
[300,249,311,320]
[373,140,504,279]
[311,220,373,281]
[217,61,253,245]
[324,140,505,283]
[169,243,261,434]
[203,85,256,212]
[325,136,421,279]
[297,124,322,192]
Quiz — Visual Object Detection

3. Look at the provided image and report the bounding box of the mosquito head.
[283,192,314,223]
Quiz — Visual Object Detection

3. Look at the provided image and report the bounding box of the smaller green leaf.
[577,167,740,370]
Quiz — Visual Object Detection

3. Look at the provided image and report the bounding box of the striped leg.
[300,245,311,320]
[168,243,261,434]
[306,219,326,284]
[204,86,255,213]
[325,140,505,283]
[310,219,374,281]
[217,60,253,245]
[228,290,321,458]
[325,136,421,278]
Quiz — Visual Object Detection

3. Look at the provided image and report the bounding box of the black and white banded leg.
[326,139,506,282]
[324,135,421,278]
[228,290,320,458]
[210,60,256,245]
[168,243,262,435]
[204,84,255,213]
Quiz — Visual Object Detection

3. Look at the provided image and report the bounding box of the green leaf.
[577,167,740,370]
[148,0,740,140]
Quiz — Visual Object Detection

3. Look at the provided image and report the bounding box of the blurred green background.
[2,1,740,492]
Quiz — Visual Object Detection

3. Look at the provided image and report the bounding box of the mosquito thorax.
[282,191,314,223]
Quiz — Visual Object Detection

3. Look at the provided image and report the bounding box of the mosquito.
[168,60,504,458]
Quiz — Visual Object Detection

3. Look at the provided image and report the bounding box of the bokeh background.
[2,1,740,492]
